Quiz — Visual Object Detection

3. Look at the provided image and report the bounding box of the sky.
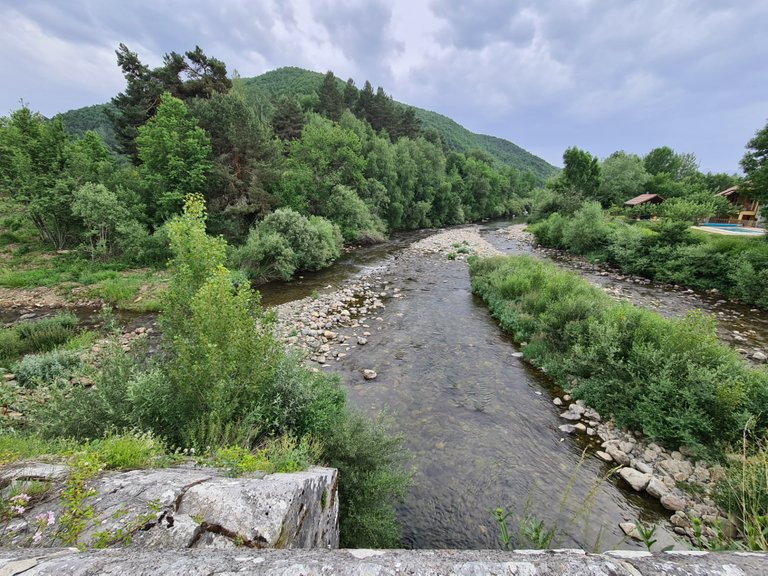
[1,0,767,174]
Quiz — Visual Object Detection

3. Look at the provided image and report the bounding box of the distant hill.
[243,67,558,182]
[56,66,558,181]
[55,104,116,150]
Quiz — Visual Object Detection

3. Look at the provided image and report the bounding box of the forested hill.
[57,66,557,181]
[241,67,557,181]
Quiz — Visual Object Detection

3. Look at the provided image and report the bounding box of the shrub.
[86,430,165,470]
[325,185,386,242]
[529,213,567,248]
[561,201,613,256]
[233,208,343,281]
[13,349,82,388]
[15,312,78,353]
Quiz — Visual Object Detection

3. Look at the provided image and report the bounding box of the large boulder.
[0,464,338,550]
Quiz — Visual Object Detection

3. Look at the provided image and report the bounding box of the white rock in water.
[752,351,767,362]
[619,467,651,491]
[362,369,378,380]
[553,397,563,406]
[619,522,641,540]
[595,451,613,463]
[559,424,576,434]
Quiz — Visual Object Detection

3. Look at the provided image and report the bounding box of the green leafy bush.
[13,349,82,387]
[561,201,613,256]
[232,208,343,281]
[470,254,768,455]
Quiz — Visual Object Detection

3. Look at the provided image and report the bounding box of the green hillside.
[412,107,557,180]
[243,67,557,181]
[55,103,116,149]
[56,66,557,181]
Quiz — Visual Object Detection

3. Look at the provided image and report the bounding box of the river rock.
[619,522,641,540]
[631,460,653,475]
[558,424,576,434]
[604,444,630,466]
[595,451,613,463]
[752,350,767,362]
[645,477,668,499]
[559,410,582,421]
[357,337,368,345]
[660,493,687,512]
[511,352,523,358]
[553,397,563,406]
[362,369,377,380]
[574,423,587,433]
[619,468,651,491]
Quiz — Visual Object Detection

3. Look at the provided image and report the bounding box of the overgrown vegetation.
[529,202,768,308]
[0,312,79,368]
[470,254,768,456]
[1,196,410,547]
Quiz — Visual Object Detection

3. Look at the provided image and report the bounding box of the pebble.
[362,369,378,380]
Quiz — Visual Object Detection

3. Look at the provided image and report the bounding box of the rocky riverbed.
[271,226,501,377]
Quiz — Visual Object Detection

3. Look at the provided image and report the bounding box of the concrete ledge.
[0,548,765,575]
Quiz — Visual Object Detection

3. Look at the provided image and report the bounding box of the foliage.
[598,151,649,206]
[109,43,231,159]
[741,118,768,205]
[13,349,82,388]
[559,146,601,199]
[232,208,343,281]
[715,425,768,550]
[531,208,768,309]
[470,255,768,455]
[136,93,212,224]
[0,313,79,367]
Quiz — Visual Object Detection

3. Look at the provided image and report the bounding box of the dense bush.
[470,254,768,455]
[0,312,79,367]
[232,208,343,282]
[14,349,82,387]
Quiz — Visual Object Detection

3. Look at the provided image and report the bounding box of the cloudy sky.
[1,0,766,173]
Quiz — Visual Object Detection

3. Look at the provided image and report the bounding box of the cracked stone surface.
[0,464,338,550]
[0,548,765,575]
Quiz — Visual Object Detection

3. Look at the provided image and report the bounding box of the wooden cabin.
[716,186,759,223]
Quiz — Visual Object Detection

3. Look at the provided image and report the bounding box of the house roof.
[624,193,664,206]
[716,186,740,198]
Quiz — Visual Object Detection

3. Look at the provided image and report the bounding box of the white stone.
[619,467,651,491]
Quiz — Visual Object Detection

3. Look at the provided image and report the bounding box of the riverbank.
[498,224,768,364]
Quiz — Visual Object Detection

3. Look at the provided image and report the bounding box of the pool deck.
[691,225,766,236]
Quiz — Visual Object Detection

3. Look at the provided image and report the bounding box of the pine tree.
[317,71,343,122]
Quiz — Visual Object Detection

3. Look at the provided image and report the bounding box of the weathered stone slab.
[0,464,338,550]
[0,548,764,575]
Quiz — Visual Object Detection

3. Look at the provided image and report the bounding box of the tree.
[109,44,231,159]
[188,89,281,237]
[272,96,305,142]
[741,119,768,204]
[560,146,601,199]
[598,151,649,206]
[317,71,343,122]
[0,107,79,248]
[343,78,358,110]
[136,93,212,224]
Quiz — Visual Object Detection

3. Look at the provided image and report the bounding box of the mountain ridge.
[57,66,558,181]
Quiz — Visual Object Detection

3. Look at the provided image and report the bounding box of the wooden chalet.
[716,186,760,223]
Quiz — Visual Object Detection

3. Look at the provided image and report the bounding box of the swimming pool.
[696,223,766,235]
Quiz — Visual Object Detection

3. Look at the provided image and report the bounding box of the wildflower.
[13,506,26,515]
[47,511,55,526]
[10,494,30,503]
[32,531,42,544]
